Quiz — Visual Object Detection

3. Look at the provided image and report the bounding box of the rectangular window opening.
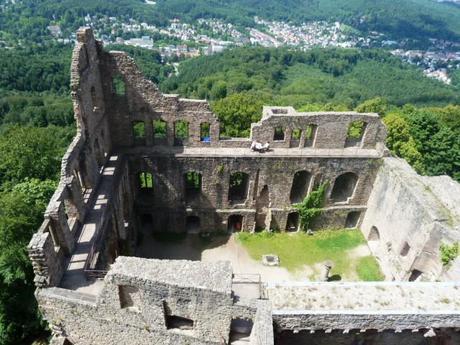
[200,122,211,142]
[113,74,126,96]
[304,124,317,147]
[273,127,285,141]
[139,172,153,190]
[133,121,146,145]
[345,121,367,148]
[174,121,189,146]
[290,128,302,147]
[153,119,167,143]
[118,285,141,312]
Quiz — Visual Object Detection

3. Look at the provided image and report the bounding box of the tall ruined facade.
[28,28,460,345]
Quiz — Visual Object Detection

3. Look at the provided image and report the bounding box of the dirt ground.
[136,228,373,283]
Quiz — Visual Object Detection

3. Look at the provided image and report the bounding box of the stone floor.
[122,145,382,159]
[59,155,121,295]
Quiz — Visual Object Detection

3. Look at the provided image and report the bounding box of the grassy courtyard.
[237,229,384,281]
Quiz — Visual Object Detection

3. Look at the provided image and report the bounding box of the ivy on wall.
[295,182,329,231]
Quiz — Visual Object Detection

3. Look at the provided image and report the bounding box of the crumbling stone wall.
[28,27,460,345]
[29,28,113,287]
[131,155,380,233]
[361,158,460,281]
[37,258,266,345]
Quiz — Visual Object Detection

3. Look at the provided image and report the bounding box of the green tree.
[383,113,424,173]
[211,92,271,137]
[0,179,56,344]
[0,126,74,185]
[355,97,389,115]
[210,80,227,100]
[422,126,460,179]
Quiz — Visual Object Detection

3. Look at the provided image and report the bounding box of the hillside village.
[43,14,460,84]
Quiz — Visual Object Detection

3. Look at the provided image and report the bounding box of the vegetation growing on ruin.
[295,182,328,231]
[356,256,385,281]
[347,120,366,139]
[237,229,382,280]
[440,242,459,266]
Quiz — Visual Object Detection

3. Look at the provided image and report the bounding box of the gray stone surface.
[265,281,460,312]
[108,257,233,294]
[361,157,460,281]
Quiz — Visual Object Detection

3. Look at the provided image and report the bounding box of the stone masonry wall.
[28,28,114,287]
[37,258,243,345]
[130,154,380,233]
[361,157,460,281]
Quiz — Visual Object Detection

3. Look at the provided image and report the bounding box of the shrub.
[440,242,459,266]
[295,182,328,231]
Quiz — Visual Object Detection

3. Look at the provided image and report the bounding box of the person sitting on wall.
[251,141,270,153]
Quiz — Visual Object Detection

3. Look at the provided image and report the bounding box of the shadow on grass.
[327,274,342,282]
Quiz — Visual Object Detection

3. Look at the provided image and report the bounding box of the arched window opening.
[368,226,380,242]
[184,171,202,201]
[112,74,126,96]
[132,121,146,145]
[345,211,361,228]
[153,119,167,144]
[289,171,311,204]
[228,215,243,233]
[229,172,249,203]
[345,120,367,147]
[200,122,211,142]
[286,212,299,232]
[139,172,153,191]
[330,172,358,202]
[230,319,253,338]
[174,120,189,146]
[304,124,318,147]
[274,127,285,141]
[186,216,201,234]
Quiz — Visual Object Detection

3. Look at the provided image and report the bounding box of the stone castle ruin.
[28,28,460,345]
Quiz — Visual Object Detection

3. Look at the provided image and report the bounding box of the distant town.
[47,14,460,84]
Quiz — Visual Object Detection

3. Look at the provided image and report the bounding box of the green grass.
[356,256,385,281]
[237,229,367,278]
